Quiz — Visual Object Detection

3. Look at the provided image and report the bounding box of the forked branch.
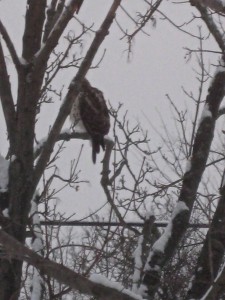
[34,0,121,188]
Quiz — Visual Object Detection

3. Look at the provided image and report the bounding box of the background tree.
[1,1,225,300]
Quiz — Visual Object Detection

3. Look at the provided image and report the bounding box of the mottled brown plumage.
[70,79,110,163]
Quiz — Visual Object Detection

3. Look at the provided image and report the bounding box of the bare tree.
[0,0,129,299]
[2,1,225,300]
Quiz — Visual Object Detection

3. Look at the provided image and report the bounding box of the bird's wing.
[79,87,110,163]
[79,87,110,137]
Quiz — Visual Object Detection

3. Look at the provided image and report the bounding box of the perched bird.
[70,79,110,163]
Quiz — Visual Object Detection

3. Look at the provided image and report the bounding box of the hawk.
[70,79,110,163]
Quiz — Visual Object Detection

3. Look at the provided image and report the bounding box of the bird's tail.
[92,136,105,164]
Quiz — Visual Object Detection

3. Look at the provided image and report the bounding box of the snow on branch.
[35,0,87,65]
[34,130,113,159]
[0,229,144,300]
[199,103,212,124]
[150,202,189,254]
[201,259,225,299]
[132,235,144,293]
[139,57,225,298]
[30,192,44,300]
[0,155,9,192]
[90,274,143,300]
[139,202,189,297]
[34,130,114,184]
[0,155,9,214]
[132,214,159,294]
[186,163,225,299]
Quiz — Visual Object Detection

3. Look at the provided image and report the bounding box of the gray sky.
[0,0,220,219]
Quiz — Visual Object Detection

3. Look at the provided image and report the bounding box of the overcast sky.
[0,0,222,219]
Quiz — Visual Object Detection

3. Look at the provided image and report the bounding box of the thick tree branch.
[35,0,83,66]
[43,0,83,43]
[0,20,21,71]
[43,0,59,42]
[34,131,113,164]
[22,0,47,60]
[140,61,225,298]
[0,39,16,149]
[186,168,225,299]
[0,229,143,300]
[191,0,225,52]
[202,262,225,299]
[34,0,121,188]
[217,106,225,118]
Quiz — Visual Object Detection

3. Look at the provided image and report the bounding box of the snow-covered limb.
[0,228,144,300]
[132,214,159,295]
[30,192,44,300]
[185,157,192,173]
[2,209,9,218]
[222,170,225,188]
[34,130,91,159]
[208,58,225,91]
[186,168,225,299]
[197,259,225,300]
[147,202,188,260]
[217,105,225,118]
[199,103,212,125]
[0,155,9,212]
[151,203,186,250]
[31,268,43,300]
[143,63,225,298]
[132,215,159,296]
[18,57,28,65]
[90,274,143,300]
[198,59,225,124]
[139,202,189,298]
[132,235,144,293]
[0,155,9,192]
[35,0,81,61]
[34,129,114,162]
[200,257,225,300]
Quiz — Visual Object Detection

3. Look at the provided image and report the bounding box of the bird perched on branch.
[70,79,110,163]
